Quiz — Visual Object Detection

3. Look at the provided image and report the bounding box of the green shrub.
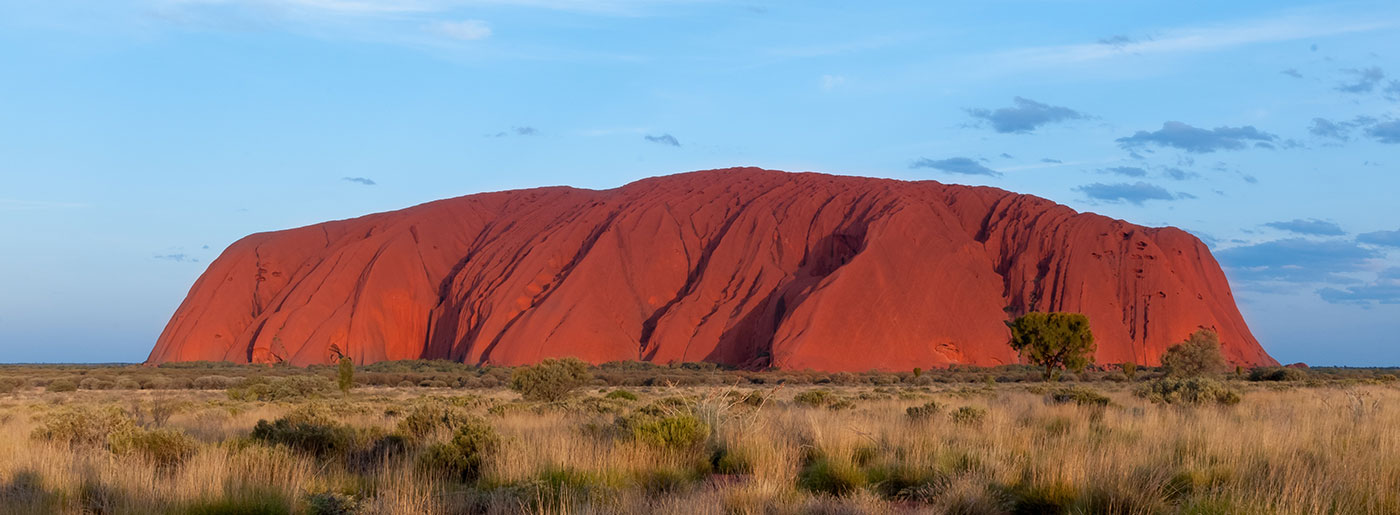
[78,377,115,390]
[636,464,704,494]
[1161,330,1226,378]
[193,375,238,390]
[109,428,200,468]
[1248,367,1307,382]
[0,377,25,394]
[797,454,866,496]
[418,419,500,482]
[629,414,709,450]
[395,400,472,439]
[793,389,833,407]
[950,406,987,425]
[604,389,638,401]
[46,378,78,393]
[1046,386,1111,407]
[1009,481,1079,513]
[710,444,754,475]
[1136,377,1241,406]
[337,357,355,396]
[250,406,354,457]
[31,406,138,447]
[509,358,592,402]
[1121,361,1138,381]
[305,491,364,515]
[183,486,292,515]
[827,398,856,410]
[227,376,331,401]
[866,461,948,501]
[905,401,942,421]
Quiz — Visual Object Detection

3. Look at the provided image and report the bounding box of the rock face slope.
[148,168,1275,370]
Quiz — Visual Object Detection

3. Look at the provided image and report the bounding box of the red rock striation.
[147,168,1276,370]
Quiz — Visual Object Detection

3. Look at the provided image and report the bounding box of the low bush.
[1161,330,1226,378]
[509,358,592,402]
[797,454,866,496]
[1136,377,1241,406]
[905,401,941,421]
[109,428,200,468]
[78,377,115,390]
[31,406,138,447]
[396,400,472,439]
[709,443,754,475]
[193,375,240,390]
[305,491,365,515]
[604,389,638,401]
[418,419,500,482]
[46,378,78,393]
[1046,386,1111,407]
[827,398,856,410]
[866,461,949,501]
[628,414,709,450]
[227,376,331,401]
[951,406,987,425]
[0,377,24,394]
[250,406,355,457]
[1248,367,1307,382]
[792,389,833,407]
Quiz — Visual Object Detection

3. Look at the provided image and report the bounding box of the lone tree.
[1006,312,1096,381]
[1161,329,1226,378]
[337,355,354,396]
[509,357,592,402]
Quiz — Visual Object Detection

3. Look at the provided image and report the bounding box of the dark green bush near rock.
[628,414,709,450]
[1046,386,1111,407]
[395,400,472,439]
[1161,330,1226,378]
[905,401,942,421]
[227,376,331,401]
[418,419,500,482]
[250,406,355,457]
[509,358,592,402]
[792,389,832,407]
[1136,377,1241,406]
[1248,367,1307,382]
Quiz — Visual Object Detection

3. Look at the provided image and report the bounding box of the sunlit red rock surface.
[148,168,1275,370]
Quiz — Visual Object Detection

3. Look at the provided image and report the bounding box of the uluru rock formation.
[148,168,1276,370]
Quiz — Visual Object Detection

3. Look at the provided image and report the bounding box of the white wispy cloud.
[820,74,846,91]
[153,0,707,17]
[0,199,90,210]
[983,14,1396,72]
[432,19,491,40]
[998,157,1116,173]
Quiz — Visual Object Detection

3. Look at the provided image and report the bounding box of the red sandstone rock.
[147,168,1276,370]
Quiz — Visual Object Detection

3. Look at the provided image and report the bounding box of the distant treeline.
[0,360,1396,393]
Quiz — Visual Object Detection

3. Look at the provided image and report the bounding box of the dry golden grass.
[0,380,1397,514]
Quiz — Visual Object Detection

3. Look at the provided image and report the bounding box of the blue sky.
[1,0,1397,365]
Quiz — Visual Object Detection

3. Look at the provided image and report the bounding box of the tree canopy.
[1006,312,1096,381]
[1161,329,1226,378]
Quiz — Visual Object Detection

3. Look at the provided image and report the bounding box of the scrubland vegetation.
[0,360,1398,514]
